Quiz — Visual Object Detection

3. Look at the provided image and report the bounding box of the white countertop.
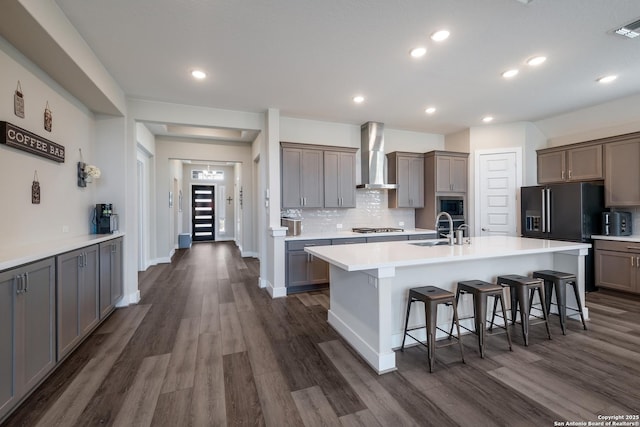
[305,235,591,272]
[0,232,125,271]
[592,234,640,242]
[284,228,437,241]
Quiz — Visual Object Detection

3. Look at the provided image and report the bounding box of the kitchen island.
[305,236,591,374]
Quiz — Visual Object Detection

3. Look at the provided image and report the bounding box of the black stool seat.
[532,270,587,334]
[492,275,551,346]
[451,280,512,358]
[401,286,465,372]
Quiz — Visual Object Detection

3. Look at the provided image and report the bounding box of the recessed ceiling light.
[425,107,436,114]
[353,95,365,103]
[191,69,207,80]
[502,69,519,78]
[597,75,618,83]
[431,30,450,42]
[410,47,427,58]
[526,56,547,66]
[614,18,640,38]
[482,116,494,123]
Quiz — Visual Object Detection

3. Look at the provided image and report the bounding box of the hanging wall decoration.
[32,171,41,204]
[44,101,52,132]
[14,81,25,118]
[0,121,65,162]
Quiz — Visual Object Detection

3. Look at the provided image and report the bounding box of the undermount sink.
[410,239,450,247]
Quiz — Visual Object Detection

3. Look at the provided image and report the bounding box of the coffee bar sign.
[0,121,65,163]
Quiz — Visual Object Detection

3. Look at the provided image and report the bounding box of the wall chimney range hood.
[357,121,397,189]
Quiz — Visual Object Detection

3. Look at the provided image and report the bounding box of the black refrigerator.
[520,181,604,291]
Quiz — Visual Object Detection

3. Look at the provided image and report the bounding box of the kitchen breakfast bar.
[305,236,591,374]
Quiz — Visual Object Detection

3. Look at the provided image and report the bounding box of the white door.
[477,150,520,236]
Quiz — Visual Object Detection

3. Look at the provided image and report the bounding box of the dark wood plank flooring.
[3,241,640,426]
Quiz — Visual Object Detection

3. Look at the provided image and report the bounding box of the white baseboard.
[117,289,141,307]
[267,281,287,298]
[258,277,268,289]
[242,250,258,258]
[328,310,396,374]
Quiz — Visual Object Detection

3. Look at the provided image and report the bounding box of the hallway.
[4,242,640,426]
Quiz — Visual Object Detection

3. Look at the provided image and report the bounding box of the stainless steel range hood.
[356,121,397,189]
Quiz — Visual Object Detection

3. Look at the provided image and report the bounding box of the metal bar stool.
[531,270,587,334]
[400,286,465,372]
[449,280,512,358]
[490,275,551,346]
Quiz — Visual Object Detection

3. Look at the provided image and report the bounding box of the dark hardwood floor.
[3,241,640,426]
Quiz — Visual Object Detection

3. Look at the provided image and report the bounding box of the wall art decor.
[14,81,24,118]
[44,101,52,132]
[32,170,40,204]
[77,148,100,187]
[0,121,65,162]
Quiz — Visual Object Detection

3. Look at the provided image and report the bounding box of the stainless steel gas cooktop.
[352,227,404,234]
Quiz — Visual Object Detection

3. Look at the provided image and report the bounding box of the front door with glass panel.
[192,185,215,241]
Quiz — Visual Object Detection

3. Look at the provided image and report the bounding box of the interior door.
[192,185,215,241]
[478,151,518,236]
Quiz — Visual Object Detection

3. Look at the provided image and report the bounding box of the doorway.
[192,185,215,241]
[475,148,522,237]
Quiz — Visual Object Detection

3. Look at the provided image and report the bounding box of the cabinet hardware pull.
[15,274,23,294]
[637,256,640,268]
[78,254,84,268]
[561,170,565,180]
[632,257,635,267]
[24,272,28,293]
[568,170,572,179]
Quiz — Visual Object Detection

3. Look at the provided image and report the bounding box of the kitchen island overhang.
[305,236,591,374]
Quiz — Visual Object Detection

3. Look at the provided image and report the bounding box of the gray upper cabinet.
[605,136,640,206]
[324,149,357,208]
[99,238,123,319]
[429,151,468,193]
[537,143,603,184]
[281,143,324,208]
[0,258,55,421]
[387,152,424,208]
[57,245,99,360]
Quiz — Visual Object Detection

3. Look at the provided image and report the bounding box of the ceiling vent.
[614,18,640,39]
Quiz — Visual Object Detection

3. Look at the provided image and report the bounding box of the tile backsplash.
[281,190,417,234]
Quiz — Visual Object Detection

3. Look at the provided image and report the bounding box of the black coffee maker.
[96,203,116,234]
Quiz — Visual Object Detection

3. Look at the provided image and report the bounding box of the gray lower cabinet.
[285,240,330,293]
[365,235,409,243]
[595,240,640,294]
[0,258,55,421]
[99,238,123,319]
[408,233,437,240]
[56,245,100,360]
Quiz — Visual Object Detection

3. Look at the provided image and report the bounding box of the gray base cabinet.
[0,258,55,421]
[56,245,99,360]
[595,240,640,294]
[99,238,123,319]
[286,240,330,293]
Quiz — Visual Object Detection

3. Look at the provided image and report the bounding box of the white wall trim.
[242,250,259,258]
[116,289,141,307]
[266,280,287,298]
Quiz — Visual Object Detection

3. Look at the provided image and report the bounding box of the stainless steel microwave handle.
[546,188,551,233]
[541,189,546,232]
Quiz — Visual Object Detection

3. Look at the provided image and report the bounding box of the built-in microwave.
[438,196,465,219]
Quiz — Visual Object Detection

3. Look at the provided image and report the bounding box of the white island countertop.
[306,235,591,272]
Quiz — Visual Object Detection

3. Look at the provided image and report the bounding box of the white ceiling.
[49,0,640,136]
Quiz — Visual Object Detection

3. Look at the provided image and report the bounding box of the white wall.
[0,35,97,246]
